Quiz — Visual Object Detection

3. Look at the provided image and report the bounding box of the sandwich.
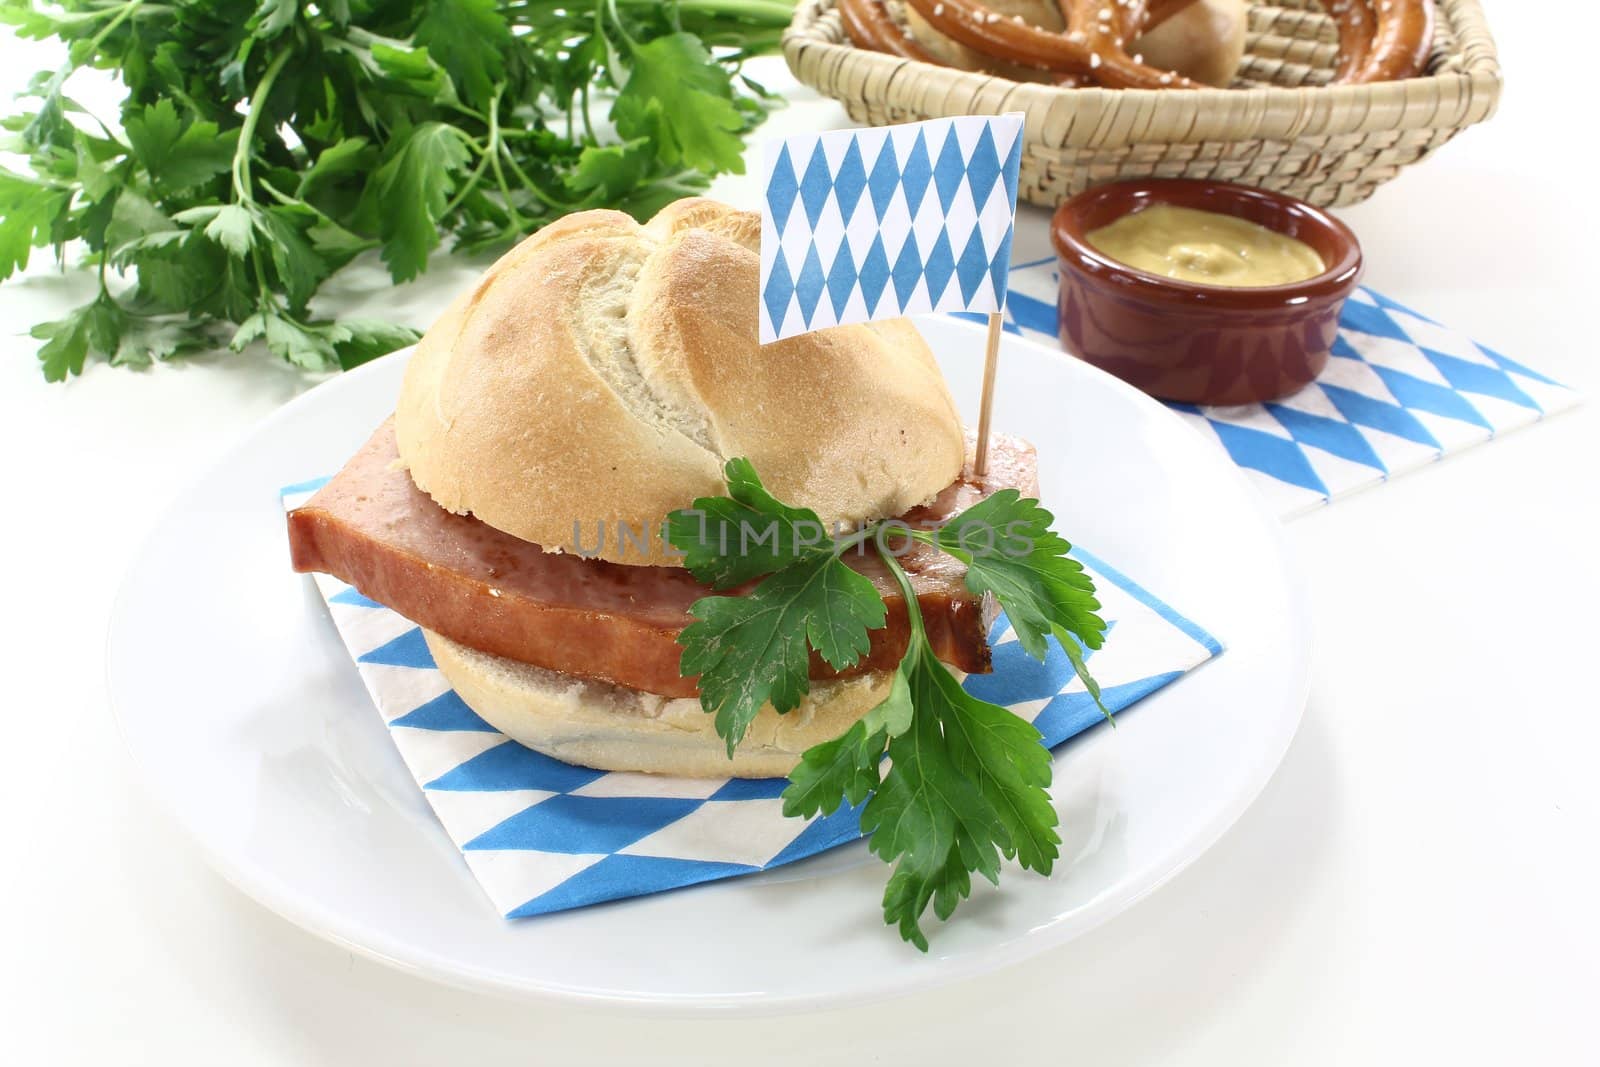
[288,195,1111,949]
[286,197,1040,778]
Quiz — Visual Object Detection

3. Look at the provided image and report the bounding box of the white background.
[3,1,1596,1062]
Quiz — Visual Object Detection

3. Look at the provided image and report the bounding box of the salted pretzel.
[838,0,940,61]
[897,0,1203,87]
[843,0,1093,85]
[1326,0,1377,80]
[838,0,1203,87]
[1059,0,1208,87]
[840,0,1433,89]
[1330,0,1435,84]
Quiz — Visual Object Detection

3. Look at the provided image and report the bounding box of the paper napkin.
[284,477,1221,921]
[975,260,1581,519]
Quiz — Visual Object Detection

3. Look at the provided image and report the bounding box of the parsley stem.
[442,86,504,218]
[95,247,112,302]
[226,47,291,314]
[874,536,928,652]
[603,0,636,47]
[31,0,147,130]
[832,525,875,557]
[229,48,292,206]
[498,142,568,211]
[83,0,147,55]
[32,1,168,28]
[579,80,598,146]
[479,90,529,232]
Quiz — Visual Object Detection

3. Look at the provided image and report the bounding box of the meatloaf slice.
[288,420,1038,697]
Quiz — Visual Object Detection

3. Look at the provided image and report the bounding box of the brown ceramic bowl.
[1051,179,1362,406]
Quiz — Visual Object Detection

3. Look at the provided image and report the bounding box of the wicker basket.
[783,0,1500,207]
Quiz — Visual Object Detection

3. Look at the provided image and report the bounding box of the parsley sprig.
[669,459,1109,950]
[0,0,790,379]
[669,459,888,753]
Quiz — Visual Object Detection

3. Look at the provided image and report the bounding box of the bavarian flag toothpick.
[758,114,1025,474]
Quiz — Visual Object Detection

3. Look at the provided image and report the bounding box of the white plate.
[107,318,1309,1013]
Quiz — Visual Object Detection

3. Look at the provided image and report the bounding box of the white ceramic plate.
[108,318,1309,1013]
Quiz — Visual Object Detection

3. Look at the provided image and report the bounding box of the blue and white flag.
[759,114,1025,343]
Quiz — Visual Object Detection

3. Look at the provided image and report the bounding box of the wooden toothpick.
[974,310,1003,478]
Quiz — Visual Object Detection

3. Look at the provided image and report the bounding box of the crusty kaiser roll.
[396,198,965,567]
[426,630,896,778]
[1134,0,1248,88]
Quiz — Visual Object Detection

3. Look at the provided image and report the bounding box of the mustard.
[1086,203,1325,288]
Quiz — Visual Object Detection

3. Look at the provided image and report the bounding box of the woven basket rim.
[784,0,1502,145]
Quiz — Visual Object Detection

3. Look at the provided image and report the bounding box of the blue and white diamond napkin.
[283,478,1219,921]
[760,114,1024,342]
[979,259,1581,519]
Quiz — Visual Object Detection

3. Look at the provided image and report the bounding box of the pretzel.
[842,0,1200,88]
[1326,0,1377,80]
[1060,0,1198,42]
[840,0,1432,91]
[839,0,941,61]
[842,0,1091,85]
[900,0,1202,88]
[1059,0,1207,87]
[1338,0,1434,83]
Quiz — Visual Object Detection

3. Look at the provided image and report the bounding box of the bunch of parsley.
[0,0,791,380]
[668,460,1110,950]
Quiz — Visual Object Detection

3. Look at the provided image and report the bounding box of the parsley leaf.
[613,33,748,175]
[188,204,256,259]
[332,319,426,370]
[250,0,299,38]
[668,457,833,589]
[568,139,661,203]
[415,0,512,108]
[367,122,473,282]
[671,459,888,752]
[924,490,1111,719]
[783,666,912,818]
[928,490,1107,660]
[0,170,67,280]
[31,295,124,382]
[129,237,225,310]
[296,138,376,201]
[253,204,333,312]
[107,314,214,367]
[123,100,238,194]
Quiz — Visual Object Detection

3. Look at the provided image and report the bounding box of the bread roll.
[905,0,1063,83]
[396,198,966,567]
[424,630,895,778]
[1132,0,1248,88]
